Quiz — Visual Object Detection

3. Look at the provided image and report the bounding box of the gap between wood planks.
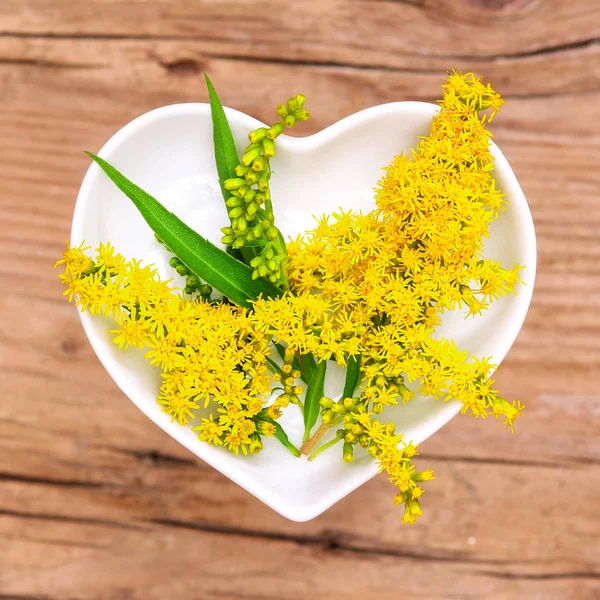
[2,506,599,581]
[0,30,599,65]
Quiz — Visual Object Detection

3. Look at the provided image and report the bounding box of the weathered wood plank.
[1,514,598,600]
[1,0,600,64]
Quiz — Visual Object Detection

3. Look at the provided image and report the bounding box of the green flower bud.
[250,256,262,268]
[343,442,354,463]
[232,237,246,249]
[252,156,266,172]
[284,114,296,128]
[235,164,250,177]
[287,97,298,112]
[258,264,268,277]
[248,127,267,143]
[343,397,355,411]
[221,234,235,245]
[262,138,275,158]
[186,275,200,289]
[276,104,288,118]
[258,175,270,191]
[295,94,306,108]
[245,170,258,184]
[236,185,249,198]
[267,259,277,271]
[269,273,279,283]
[320,397,334,409]
[295,109,310,121]
[257,421,276,436]
[237,217,248,232]
[224,178,246,191]
[253,223,263,237]
[225,196,243,207]
[343,413,354,425]
[394,492,409,506]
[368,445,380,458]
[351,424,364,436]
[250,435,264,454]
[321,410,335,424]
[242,145,262,166]
[246,202,258,217]
[267,122,284,139]
[267,226,279,240]
[229,206,244,219]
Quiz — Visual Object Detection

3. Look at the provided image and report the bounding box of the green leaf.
[263,417,301,458]
[303,359,327,443]
[342,354,362,399]
[298,352,317,385]
[274,342,286,362]
[204,74,241,204]
[205,74,261,265]
[265,356,284,378]
[86,152,282,308]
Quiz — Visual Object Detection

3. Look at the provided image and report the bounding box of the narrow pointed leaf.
[204,74,241,202]
[263,417,301,458]
[303,359,327,443]
[86,152,282,308]
[205,74,260,264]
[342,354,362,399]
[298,352,317,385]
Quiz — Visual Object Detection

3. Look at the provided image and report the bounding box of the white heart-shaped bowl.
[72,102,536,522]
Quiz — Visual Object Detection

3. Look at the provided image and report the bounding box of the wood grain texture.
[1,1,599,598]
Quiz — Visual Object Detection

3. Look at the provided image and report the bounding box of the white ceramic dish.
[71,102,536,522]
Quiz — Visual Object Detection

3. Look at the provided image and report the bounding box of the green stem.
[308,433,343,461]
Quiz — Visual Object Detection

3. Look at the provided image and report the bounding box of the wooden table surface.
[1,1,599,598]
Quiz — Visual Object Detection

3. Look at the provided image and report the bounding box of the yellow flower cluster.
[359,416,435,524]
[57,242,274,456]
[57,71,524,523]
[250,72,523,518]
[260,72,523,425]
